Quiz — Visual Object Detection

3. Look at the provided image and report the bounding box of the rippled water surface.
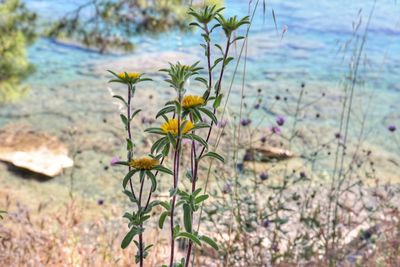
[25,0,400,88]
[1,0,398,196]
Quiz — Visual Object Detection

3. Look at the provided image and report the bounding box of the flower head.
[241,118,252,127]
[259,172,269,181]
[260,136,267,143]
[222,182,232,194]
[182,95,205,109]
[276,116,285,126]
[129,157,159,170]
[118,72,141,80]
[110,156,120,166]
[271,126,281,135]
[262,219,270,228]
[217,119,227,128]
[388,124,396,132]
[161,119,194,135]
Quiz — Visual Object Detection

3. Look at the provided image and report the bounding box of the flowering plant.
[109,5,249,267]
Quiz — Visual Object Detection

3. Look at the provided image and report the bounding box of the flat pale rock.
[0,124,73,177]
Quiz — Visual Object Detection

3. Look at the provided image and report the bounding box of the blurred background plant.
[47,0,223,53]
[0,0,36,102]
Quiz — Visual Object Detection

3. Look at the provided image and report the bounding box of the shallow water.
[1,0,399,205]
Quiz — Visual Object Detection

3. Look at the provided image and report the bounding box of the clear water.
[25,0,400,89]
[1,0,397,201]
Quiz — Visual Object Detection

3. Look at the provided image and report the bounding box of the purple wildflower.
[260,136,267,143]
[388,124,396,132]
[276,116,285,126]
[217,119,227,128]
[110,156,120,166]
[254,103,260,110]
[240,118,252,127]
[236,163,244,172]
[259,172,269,181]
[271,126,281,135]
[97,199,104,205]
[222,182,232,194]
[243,152,254,162]
[262,219,270,228]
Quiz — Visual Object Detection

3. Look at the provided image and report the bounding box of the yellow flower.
[161,119,194,135]
[182,95,205,109]
[118,72,141,80]
[129,157,159,170]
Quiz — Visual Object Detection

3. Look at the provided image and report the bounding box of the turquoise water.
[25,0,400,89]
[1,0,398,202]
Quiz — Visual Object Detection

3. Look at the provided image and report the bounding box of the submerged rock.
[243,146,295,162]
[0,124,73,177]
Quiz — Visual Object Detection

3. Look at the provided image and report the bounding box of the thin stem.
[199,36,231,158]
[329,3,375,264]
[126,83,142,266]
[143,157,166,210]
[138,176,145,267]
[193,2,260,265]
[127,84,137,200]
[203,24,213,101]
[191,33,233,267]
[184,115,198,267]
[169,97,183,267]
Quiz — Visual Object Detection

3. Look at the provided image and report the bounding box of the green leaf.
[224,57,234,67]
[122,190,137,203]
[195,194,209,204]
[120,114,129,128]
[145,127,166,135]
[139,170,145,182]
[215,44,224,55]
[123,169,137,189]
[231,36,245,44]
[176,232,201,246]
[159,201,170,211]
[167,132,177,147]
[147,171,157,192]
[192,188,202,197]
[213,94,223,109]
[123,212,133,221]
[131,109,142,119]
[198,107,217,124]
[153,165,173,175]
[114,161,130,166]
[121,228,138,249]
[156,106,176,118]
[161,143,170,156]
[200,235,219,250]
[113,95,128,107]
[126,139,133,151]
[151,137,167,154]
[192,122,211,131]
[169,187,178,197]
[212,58,223,69]
[187,134,208,149]
[201,152,224,163]
[183,204,192,233]
[194,77,208,88]
[159,211,169,229]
